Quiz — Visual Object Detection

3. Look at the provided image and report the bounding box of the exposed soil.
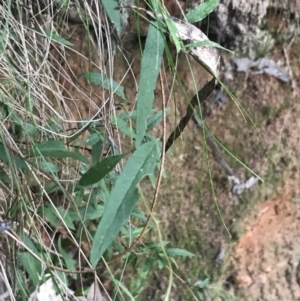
[141,41,300,300]
[231,189,300,300]
[222,43,300,301]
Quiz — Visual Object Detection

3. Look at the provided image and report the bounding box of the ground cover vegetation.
[1,0,297,300]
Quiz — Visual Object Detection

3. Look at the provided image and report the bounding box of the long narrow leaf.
[90,140,160,267]
[186,0,220,23]
[79,154,124,186]
[84,72,126,100]
[33,140,89,163]
[135,24,164,147]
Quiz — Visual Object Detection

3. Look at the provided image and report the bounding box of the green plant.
[0,0,244,300]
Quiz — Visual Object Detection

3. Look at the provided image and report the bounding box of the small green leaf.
[196,290,204,300]
[40,205,57,227]
[68,204,104,222]
[118,110,138,121]
[0,142,28,171]
[58,237,77,279]
[186,0,220,23]
[291,197,300,203]
[0,167,11,184]
[22,234,40,255]
[15,158,29,171]
[33,140,89,163]
[18,253,41,287]
[84,72,126,100]
[39,161,60,173]
[142,256,154,273]
[18,235,41,287]
[111,115,136,138]
[44,29,73,46]
[143,241,169,252]
[55,0,68,5]
[23,122,38,138]
[101,0,121,36]
[185,40,232,53]
[58,207,75,230]
[157,255,166,269]
[166,248,195,258]
[90,140,160,268]
[84,132,103,146]
[15,269,27,300]
[147,108,170,131]
[169,256,179,268]
[42,205,75,230]
[135,24,164,147]
[194,278,210,289]
[92,138,103,165]
[165,18,182,53]
[79,154,124,186]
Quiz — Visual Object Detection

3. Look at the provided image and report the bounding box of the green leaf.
[55,0,68,5]
[142,256,154,273]
[84,132,103,146]
[90,140,160,268]
[135,24,164,147]
[92,138,103,165]
[185,40,232,53]
[186,0,220,23]
[84,72,126,100]
[58,237,77,279]
[41,205,58,227]
[194,278,210,289]
[79,154,124,186]
[166,248,195,258]
[165,18,182,53]
[23,122,38,138]
[18,235,41,287]
[111,115,136,138]
[0,167,11,184]
[0,142,12,163]
[15,268,27,300]
[39,161,60,173]
[15,158,29,171]
[58,207,76,230]
[157,255,166,269]
[118,110,138,121]
[18,253,41,287]
[143,241,169,252]
[22,234,40,255]
[68,204,104,221]
[101,0,121,36]
[44,29,73,46]
[33,140,89,163]
[196,290,204,300]
[111,278,136,301]
[131,256,154,295]
[0,142,28,171]
[42,205,75,230]
[147,108,170,131]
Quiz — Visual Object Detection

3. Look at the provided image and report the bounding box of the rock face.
[187,0,299,57]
